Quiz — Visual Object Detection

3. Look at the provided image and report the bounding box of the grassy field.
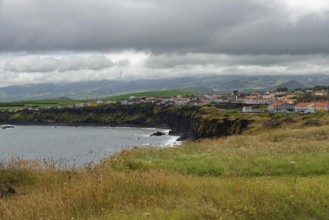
[106,89,197,101]
[0,99,88,109]
[0,115,329,219]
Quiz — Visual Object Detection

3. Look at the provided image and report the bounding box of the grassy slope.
[106,89,197,101]
[1,114,329,219]
[0,99,87,109]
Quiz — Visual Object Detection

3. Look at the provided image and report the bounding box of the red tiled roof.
[316,101,329,107]
[269,101,285,107]
[295,102,313,107]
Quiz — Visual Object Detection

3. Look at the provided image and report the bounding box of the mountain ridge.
[0,74,328,101]
[276,80,307,90]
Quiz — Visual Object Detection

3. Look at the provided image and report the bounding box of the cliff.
[0,104,252,140]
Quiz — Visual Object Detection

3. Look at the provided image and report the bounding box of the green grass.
[0,99,88,109]
[107,125,329,177]
[106,89,197,101]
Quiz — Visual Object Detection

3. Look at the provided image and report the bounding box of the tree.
[276,87,288,92]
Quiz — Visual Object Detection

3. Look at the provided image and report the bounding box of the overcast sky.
[0,0,329,86]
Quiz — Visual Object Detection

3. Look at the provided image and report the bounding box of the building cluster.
[109,89,328,114]
[2,89,329,114]
[60,89,329,114]
[269,101,329,113]
[241,90,329,113]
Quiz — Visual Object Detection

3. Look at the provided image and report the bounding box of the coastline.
[0,122,191,141]
[0,104,251,141]
[0,125,182,168]
[1,115,328,219]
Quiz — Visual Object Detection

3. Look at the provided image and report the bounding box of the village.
[3,86,329,114]
[103,87,329,114]
[69,87,329,114]
[116,86,329,113]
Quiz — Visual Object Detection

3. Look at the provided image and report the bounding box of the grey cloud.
[4,57,59,73]
[143,52,329,76]
[216,13,329,55]
[145,53,327,69]
[1,0,328,55]
[2,52,329,87]
[115,59,131,66]
[4,55,114,73]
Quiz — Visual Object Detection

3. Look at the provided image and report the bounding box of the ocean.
[0,125,180,167]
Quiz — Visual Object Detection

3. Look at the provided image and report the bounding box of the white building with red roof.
[268,101,294,113]
[315,101,329,112]
[294,102,315,113]
[294,101,329,113]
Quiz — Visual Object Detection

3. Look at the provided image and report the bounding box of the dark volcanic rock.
[281,118,297,124]
[0,186,16,198]
[263,119,282,128]
[304,120,321,126]
[151,131,166,136]
[177,133,192,141]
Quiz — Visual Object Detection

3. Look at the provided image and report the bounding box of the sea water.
[0,126,180,167]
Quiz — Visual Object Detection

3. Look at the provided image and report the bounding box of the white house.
[242,106,253,112]
[268,101,294,113]
[294,102,315,113]
[315,101,329,112]
[244,98,275,105]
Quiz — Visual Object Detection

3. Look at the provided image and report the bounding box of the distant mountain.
[216,79,263,91]
[276,80,307,90]
[1,74,329,101]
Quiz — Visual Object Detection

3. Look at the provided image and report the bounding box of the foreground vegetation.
[1,115,329,219]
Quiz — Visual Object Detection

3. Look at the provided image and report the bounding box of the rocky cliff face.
[153,106,252,139]
[0,104,252,140]
[193,118,251,139]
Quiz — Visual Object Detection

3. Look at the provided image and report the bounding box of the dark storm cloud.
[1,0,328,55]
[216,13,329,55]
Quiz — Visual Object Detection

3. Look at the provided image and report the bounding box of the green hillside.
[0,99,87,109]
[107,89,197,101]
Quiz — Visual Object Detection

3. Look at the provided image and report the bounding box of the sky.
[0,0,329,87]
